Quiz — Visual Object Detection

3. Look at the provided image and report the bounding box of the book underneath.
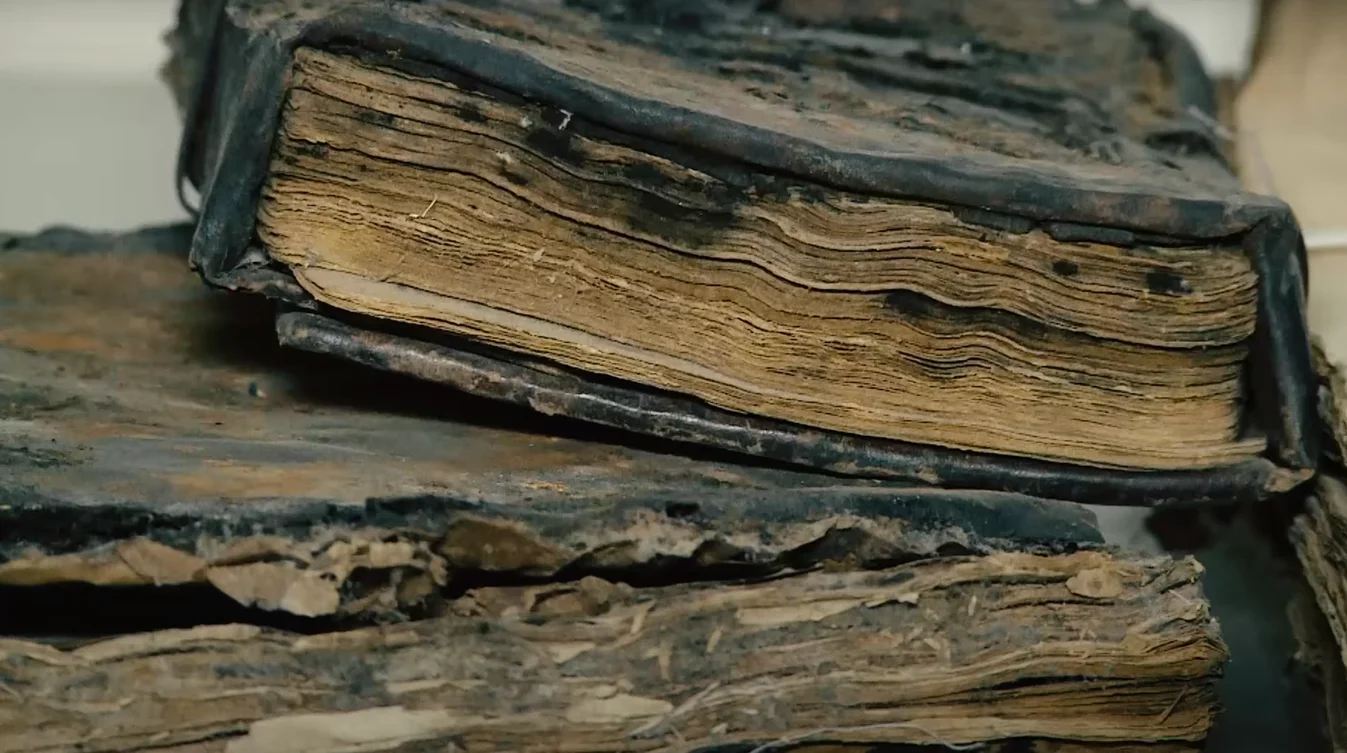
[0,226,1223,752]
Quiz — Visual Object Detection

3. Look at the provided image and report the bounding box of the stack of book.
[0,0,1323,749]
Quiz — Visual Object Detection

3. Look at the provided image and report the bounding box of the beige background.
[0,0,185,232]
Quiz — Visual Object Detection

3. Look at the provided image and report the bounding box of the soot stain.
[524,113,586,167]
[883,289,1052,342]
[740,172,792,204]
[501,169,530,187]
[539,107,574,130]
[355,108,395,127]
[455,103,488,124]
[294,141,329,160]
[628,190,739,248]
[1052,260,1079,277]
[621,161,670,187]
[617,161,745,247]
[1145,269,1191,295]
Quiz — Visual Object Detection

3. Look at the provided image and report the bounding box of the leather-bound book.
[168,0,1316,506]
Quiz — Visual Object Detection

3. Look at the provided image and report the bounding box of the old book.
[168,0,1317,506]
[0,225,1220,752]
[1288,583,1347,752]
[1292,478,1347,752]
[264,44,1256,474]
[1289,346,1347,750]
[2,552,1222,753]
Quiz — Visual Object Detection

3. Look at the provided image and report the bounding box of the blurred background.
[0,0,185,232]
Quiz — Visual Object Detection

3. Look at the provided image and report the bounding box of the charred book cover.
[169,0,1317,506]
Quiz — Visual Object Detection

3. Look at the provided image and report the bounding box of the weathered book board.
[167,0,1317,507]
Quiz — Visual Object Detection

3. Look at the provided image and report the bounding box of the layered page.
[257,48,1261,470]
